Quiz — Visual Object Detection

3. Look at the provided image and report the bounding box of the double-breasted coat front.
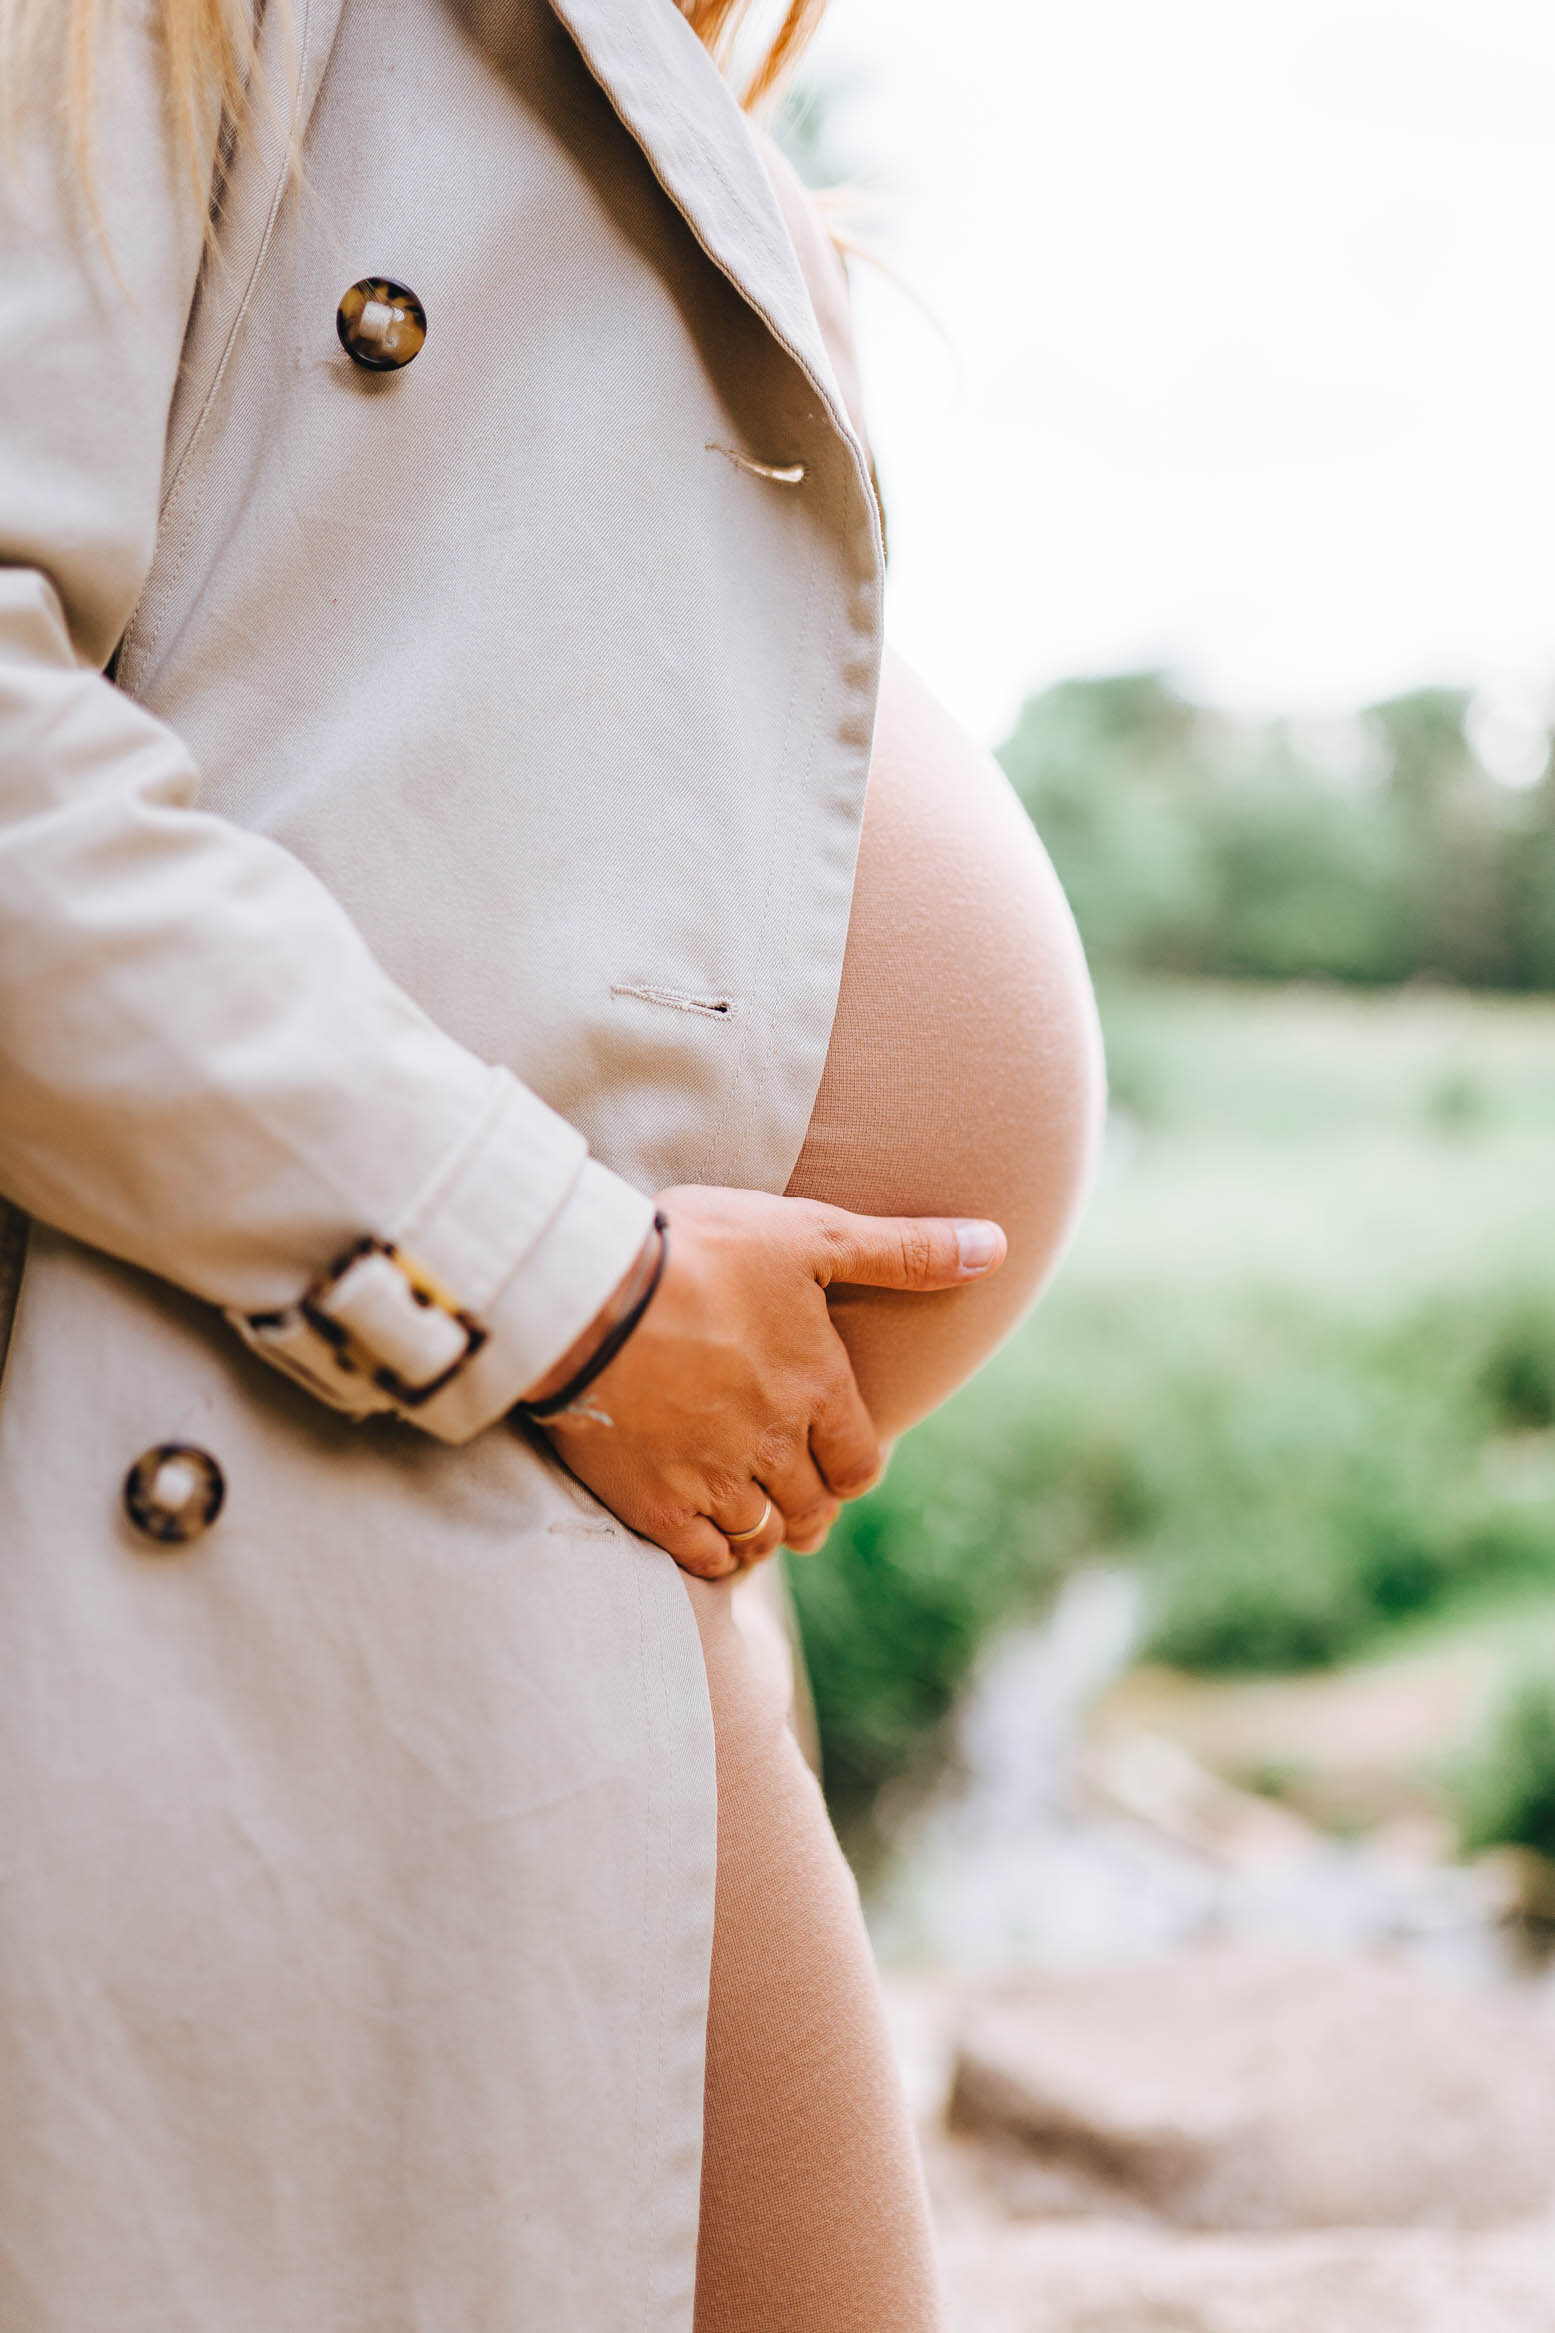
[0,0,883,2322]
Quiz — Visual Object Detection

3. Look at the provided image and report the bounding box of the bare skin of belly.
[689,652,1105,2330]
[789,647,1105,1439]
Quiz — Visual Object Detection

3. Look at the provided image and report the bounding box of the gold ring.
[724,1495,774,1545]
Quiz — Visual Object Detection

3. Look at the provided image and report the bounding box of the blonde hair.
[1,0,253,214]
[680,0,825,109]
[2,0,825,222]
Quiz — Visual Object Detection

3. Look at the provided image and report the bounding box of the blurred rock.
[935,2215,1555,2333]
[1078,1730,1316,1867]
[1093,1652,1494,1837]
[947,1950,1555,2231]
[871,1595,1515,1974]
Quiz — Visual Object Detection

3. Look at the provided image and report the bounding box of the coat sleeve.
[0,3,655,1443]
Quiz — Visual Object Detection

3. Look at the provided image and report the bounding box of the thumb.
[803,1204,1007,1292]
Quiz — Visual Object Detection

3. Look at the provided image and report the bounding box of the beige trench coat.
[0,0,881,2322]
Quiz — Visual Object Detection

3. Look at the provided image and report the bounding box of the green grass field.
[789,978,1555,1842]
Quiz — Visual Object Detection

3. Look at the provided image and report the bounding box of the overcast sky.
[800,0,1555,747]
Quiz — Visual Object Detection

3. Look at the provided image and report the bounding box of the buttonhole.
[705,442,806,486]
[611,982,734,1019]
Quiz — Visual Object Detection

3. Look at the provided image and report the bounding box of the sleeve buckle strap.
[288,1235,487,1408]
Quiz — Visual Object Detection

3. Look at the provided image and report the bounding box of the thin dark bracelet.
[517,1211,669,1421]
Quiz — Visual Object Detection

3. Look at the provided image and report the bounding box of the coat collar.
[542,0,855,445]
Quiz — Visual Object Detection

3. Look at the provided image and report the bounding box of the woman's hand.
[521,1185,1005,1577]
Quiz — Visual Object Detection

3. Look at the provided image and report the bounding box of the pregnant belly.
[786,649,1104,1440]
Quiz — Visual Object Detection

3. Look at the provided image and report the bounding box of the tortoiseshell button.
[336,277,427,372]
[124,1443,225,1546]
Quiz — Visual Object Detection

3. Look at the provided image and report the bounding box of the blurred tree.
[1456,1669,1555,1860]
[1000,674,1555,991]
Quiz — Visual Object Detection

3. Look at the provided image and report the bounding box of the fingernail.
[955,1219,1003,1275]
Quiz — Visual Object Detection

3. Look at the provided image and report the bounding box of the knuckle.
[703,1466,747,1512]
[829,1459,879,1499]
[898,1218,936,1282]
[816,1418,880,1498]
[641,1498,692,1546]
[753,1418,798,1476]
[815,1354,857,1419]
[814,1214,856,1275]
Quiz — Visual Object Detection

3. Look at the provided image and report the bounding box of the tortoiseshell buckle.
[297,1236,487,1407]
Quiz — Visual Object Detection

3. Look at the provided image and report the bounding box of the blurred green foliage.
[1455,1669,1555,1859]
[998,675,1555,991]
[790,980,1555,1842]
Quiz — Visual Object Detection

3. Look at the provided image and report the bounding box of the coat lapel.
[162,0,353,498]
[187,0,853,486]
[542,0,855,444]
